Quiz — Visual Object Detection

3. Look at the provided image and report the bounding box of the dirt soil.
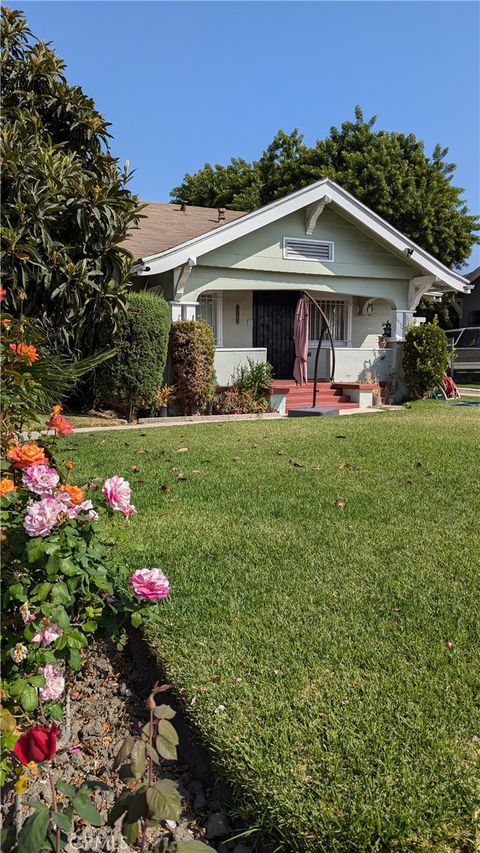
[5,637,265,852]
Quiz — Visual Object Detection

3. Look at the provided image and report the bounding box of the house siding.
[199,208,416,281]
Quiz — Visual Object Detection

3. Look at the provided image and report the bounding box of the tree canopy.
[0,6,143,354]
[171,108,479,269]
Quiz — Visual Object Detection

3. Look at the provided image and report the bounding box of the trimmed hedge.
[403,320,450,399]
[95,291,170,420]
[169,320,215,414]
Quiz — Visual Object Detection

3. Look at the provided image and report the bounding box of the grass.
[68,403,480,852]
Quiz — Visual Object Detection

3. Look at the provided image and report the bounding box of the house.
[459,266,480,325]
[124,179,471,400]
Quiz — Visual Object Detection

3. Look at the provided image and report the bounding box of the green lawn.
[68,404,480,852]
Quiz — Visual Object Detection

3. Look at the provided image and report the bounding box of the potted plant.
[154,385,176,417]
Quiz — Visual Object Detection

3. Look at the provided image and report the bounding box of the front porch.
[193,288,409,388]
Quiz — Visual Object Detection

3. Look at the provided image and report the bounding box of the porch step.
[271,381,359,413]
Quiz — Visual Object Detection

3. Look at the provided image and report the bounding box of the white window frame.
[282,236,335,263]
[197,291,223,347]
[307,295,352,347]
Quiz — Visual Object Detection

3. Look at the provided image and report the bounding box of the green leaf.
[52,811,72,833]
[48,703,64,722]
[153,704,176,720]
[107,792,132,826]
[51,582,72,605]
[176,843,216,852]
[145,779,181,821]
[51,605,70,631]
[28,675,46,688]
[69,648,81,671]
[126,788,147,823]
[82,621,97,633]
[130,739,146,779]
[17,806,50,853]
[26,538,47,564]
[66,629,88,649]
[121,817,139,845]
[55,781,76,798]
[145,743,160,765]
[10,678,28,697]
[112,735,135,770]
[72,792,103,826]
[130,611,142,629]
[155,719,179,761]
[34,582,52,602]
[21,685,38,712]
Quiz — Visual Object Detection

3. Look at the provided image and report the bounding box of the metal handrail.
[301,291,336,406]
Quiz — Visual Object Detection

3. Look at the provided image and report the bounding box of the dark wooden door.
[253,291,298,379]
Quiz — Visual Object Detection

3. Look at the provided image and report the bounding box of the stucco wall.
[214,347,267,386]
[351,298,393,346]
[222,291,253,347]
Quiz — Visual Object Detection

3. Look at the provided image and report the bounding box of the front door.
[253,291,298,379]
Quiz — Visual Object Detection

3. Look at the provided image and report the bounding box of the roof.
[131,179,471,295]
[466,266,480,284]
[122,202,247,259]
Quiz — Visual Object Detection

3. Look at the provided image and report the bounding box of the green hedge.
[95,291,170,420]
[169,320,215,414]
[403,321,450,399]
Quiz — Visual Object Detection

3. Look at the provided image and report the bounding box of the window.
[283,237,334,263]
[309,299,349,343]
[197,292,223,346]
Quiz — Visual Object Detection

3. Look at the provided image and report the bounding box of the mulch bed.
[2,637,262,852]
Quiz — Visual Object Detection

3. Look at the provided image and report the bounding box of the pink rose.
[32,623,63,647]
[38,664,65,701]
[121,504,137,517]
[22,465,59,496]
[67,500,99,521]
[102,475,132,512]
[19,602,36,624]
[23,495,68,537]
[130,568,170,600]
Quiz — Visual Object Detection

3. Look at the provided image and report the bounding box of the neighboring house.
[124,179,471,388]
[459,266,480,325]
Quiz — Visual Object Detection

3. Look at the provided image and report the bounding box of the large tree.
[171,108,479,269]
[0,7,143,354]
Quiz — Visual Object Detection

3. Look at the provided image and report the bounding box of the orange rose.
[0,478,17,497]
[47,414,74,436]
[65,460,75,470]
[51,405,63,415]
[9,343,39,364]
[2,318,12,330]
[7,443,49,469]
[58,483,84,505]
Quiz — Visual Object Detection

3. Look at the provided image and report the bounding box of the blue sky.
[21,1,480,269]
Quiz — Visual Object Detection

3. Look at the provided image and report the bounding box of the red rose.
[13,724,59,765]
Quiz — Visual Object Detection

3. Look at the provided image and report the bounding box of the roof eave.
[133,178,471,294]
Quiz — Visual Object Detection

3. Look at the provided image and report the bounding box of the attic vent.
[283,237,334,262]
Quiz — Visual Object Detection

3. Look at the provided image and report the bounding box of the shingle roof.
[122,202,247,260]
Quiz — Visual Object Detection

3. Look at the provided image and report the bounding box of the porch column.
[169,301,198,322]
[391,310,414,341]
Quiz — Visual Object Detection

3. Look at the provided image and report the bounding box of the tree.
[171,107,479,268]
[0,7,143,355]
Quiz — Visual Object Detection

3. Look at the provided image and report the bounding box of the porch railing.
[301,291,336,406]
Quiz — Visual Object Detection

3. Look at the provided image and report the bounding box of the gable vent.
[283,237,334,262]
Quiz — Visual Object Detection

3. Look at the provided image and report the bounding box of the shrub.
[95,292,170,421]
[169,319,215,414]
[234,357,273,399]
[213,388,269,415]
[403,320,450,399]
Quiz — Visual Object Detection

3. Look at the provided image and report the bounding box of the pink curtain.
[293,296,309,385]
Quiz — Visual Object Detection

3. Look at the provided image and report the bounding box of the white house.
[125,179,471,396]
